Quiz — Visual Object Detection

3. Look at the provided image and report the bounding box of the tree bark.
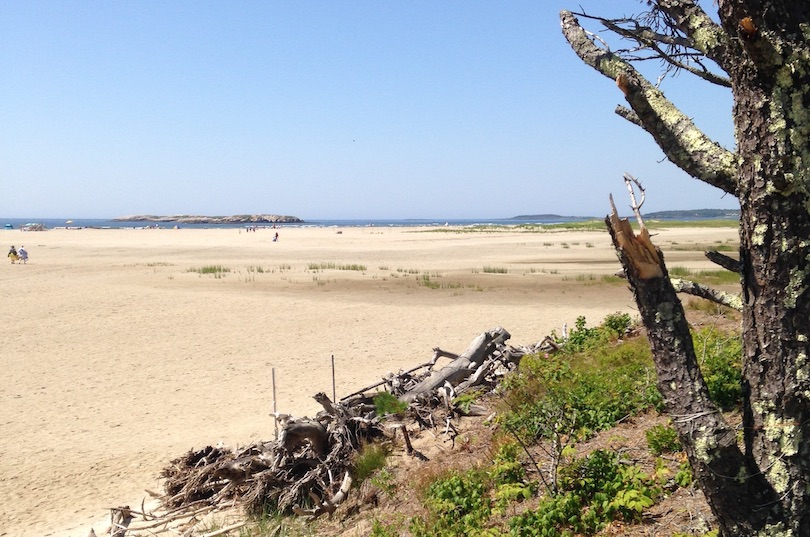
[606,207,777,533]
[670,277,742,311]
[562,2,810,533]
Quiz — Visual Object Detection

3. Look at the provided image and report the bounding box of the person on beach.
[17,245,28,264]
[8,245,18,264]
[273,232,279,242]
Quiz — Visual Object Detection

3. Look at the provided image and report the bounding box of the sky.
[1,1,740,220]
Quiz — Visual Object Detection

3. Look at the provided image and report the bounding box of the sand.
[0,224,737,536]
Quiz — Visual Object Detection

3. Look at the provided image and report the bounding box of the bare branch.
[561,10,738,195]
[623,173,647,229]
[655,0,733,69]
[706,250,741,273]
[573,9,731,86]
[671,277,743,310]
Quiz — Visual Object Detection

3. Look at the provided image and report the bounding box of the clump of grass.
[646,423,681,455]
[188,265,230,275]
[337,263,367,271]
[482,266,508,274]
[308,261,336,270]
[669,266,739,285]
[354,443,391,484]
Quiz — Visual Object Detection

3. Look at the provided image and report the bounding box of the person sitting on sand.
[17,245,28,264]
[8,245,18,264]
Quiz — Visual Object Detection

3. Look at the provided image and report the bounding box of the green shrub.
[694,327,742,410]
[373,392,408,417]
[499,337,661,443]
[560,313,632,353]
[353,443,390,484]
[410,469,493,537]
[508,450,660,536]
[645,424,681,455]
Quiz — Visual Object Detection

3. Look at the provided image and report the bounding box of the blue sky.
[1,1,739,219]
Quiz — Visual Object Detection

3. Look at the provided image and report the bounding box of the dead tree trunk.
[399,327,510,403]
[606,196,777,533]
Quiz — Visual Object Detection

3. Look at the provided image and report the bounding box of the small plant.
[410,468,492,537]
[370,467,397,497]
[337,263,367,271]
[373,392,408,417]
[694,326,742,410]
[307,261,336,271]
[646,424,681,455]
[675,459,694,488]
[483,266,508,274]
[453,389,484,414]
[419,274,442,289]
[509,450,660,536]
[188,265,230,278]
[370,517,405,537]
[354,443,391,484]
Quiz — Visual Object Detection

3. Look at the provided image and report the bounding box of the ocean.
[0,216,594,230]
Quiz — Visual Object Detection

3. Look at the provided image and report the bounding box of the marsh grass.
[670,243,737,252]
[669,266,739,285]
[188,265,230,277]
[418,274,466,289]
[308,262,367,272]
[482,266,508,274]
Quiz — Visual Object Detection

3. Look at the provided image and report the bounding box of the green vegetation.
[668,266,740,285]
[693,326,743,410]
[307,262,367,271]
[353,443,391,484]
[373,392,408,417]
[482,266,508,274]
[646,423,681,455]
[417,274,466,289]
[231,312,742,536]
[187,265,231,278]
[509,450,661,536]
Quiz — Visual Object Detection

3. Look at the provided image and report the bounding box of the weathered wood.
[278,419,328,457]
[110,506,133,537]
[670,277,742,311]
[705,250,741,273]
[400,327,510,403]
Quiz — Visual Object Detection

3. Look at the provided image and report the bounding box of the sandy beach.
[0,224,737,537]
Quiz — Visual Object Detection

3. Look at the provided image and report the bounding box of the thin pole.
[272,367,278,440]
[331,354,336,403]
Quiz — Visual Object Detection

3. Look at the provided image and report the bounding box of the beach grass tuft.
[188,265,230,277]
[308,262,367,272]
[669,266,739,285]
[482,266,508,274]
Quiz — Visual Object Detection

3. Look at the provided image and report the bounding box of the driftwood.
[400,327,511,403]
[96,327,553,536]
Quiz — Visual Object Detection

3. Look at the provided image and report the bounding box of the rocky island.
[113,214,304,224]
